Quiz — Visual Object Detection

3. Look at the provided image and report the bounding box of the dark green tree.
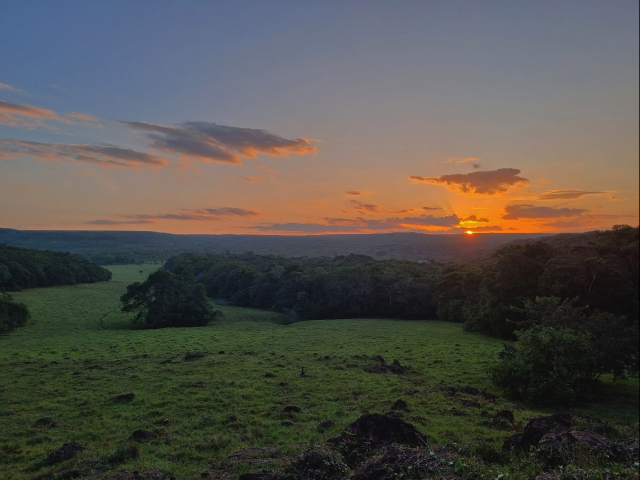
[121,270,218,328]
[0,292,30,333]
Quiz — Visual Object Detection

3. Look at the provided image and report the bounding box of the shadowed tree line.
[0,243,112,333]
[0,243,112,291]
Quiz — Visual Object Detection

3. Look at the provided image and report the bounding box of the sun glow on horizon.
[465,230,474,235]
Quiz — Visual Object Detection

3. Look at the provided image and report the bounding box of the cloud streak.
[0,139,169,169]
[410,168,529,195]
[536,189,618,201]
[502,204,587,220]
[250,213,502,234]
[0,99,102,131]
[119,120,317,165]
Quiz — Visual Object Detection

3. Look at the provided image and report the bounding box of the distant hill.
[0,229,551,264]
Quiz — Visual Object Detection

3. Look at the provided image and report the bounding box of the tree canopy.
[120,269,218,329]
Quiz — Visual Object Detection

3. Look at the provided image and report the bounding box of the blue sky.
[0,1,638,233]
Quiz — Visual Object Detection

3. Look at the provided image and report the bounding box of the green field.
[1,265,638,479]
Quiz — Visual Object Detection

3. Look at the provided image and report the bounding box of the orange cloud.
[502,204,587,220]
[0,139,168,169]
[119,120,318,164]
[89,207,260,225]
[410,168,529,195]
[536,189,618,201]
[346,190,363,196]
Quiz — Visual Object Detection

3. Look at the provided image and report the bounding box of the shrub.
[0,292,30,333]
[121,269,218,328]
[489,326,597,405]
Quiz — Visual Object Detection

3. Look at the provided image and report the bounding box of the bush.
[489,326,597,405]
[0,292,30,333]
[121,269,218,328]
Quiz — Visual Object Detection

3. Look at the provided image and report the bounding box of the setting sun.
[465,230,474,235]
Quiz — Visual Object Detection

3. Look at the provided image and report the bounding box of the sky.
[0,1,638,235]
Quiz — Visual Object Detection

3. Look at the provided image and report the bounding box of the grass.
[1,264,638,479]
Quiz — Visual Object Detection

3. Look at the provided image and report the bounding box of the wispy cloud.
[88,207,260,225]
[0,139,168,169]
[410,168,529,195]
[461,215,489,223]
[0,99,102,131]
[423,206,442,211]
[0,83,15,90]
[86,219,154,225]
[446,156,478,164]
[250,213,495,233]
[536,189,619,201]
[346,190,363,196]
[351,200,382,213]
[119,120,318,165]
[502,204,587,220]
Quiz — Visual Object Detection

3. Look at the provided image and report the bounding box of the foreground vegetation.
[1,265,637,479]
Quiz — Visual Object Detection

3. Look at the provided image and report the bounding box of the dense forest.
[164,225,639,332]
[0,243,112,291]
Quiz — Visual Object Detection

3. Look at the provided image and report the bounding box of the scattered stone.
[280,421,294,427]
[34,416,55,427]
[218,351,225,354]
[503,414,573,451]
[373,355,386,363]
[492,410,515,429]
[463,399,480,408]
[264,372,276,378]
[114,393,135,402]
[388,359,405,374]
[159,357,176,364]
[48,442,84,463]
[153,419,170,426]
[184,352,205,361]
[283,405,301,413]
[458,385,480,395]
[351,447,442,480]
[227,414,238,422]
[282,448,348,480]
[328,413,428,467]
[129,429,165,442]
[317,420,336,430]
[392,399,409,411]
[277,381,288,387]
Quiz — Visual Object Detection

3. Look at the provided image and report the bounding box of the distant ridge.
[0,228,550,263]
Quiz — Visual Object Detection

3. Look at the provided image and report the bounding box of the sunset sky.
[0,1,638,235]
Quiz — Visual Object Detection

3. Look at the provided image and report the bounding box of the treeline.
[438,225,639,337]
[163,226,638,334]
[164,253,442,321]
[0,243,112,291]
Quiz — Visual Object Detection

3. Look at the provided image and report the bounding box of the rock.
[48,442,84,463]
[463,399,480,408]
[372,355,386,363]
[115,393,135,402]
[350,447,442,480]
[495,410,515,423]
[281,448,348,480]
[129,429,165,442]
[328,413,427,451]
[317,420,336,430]
[34,416,55,427]
[458,385,480,395]
[280,421,294,427]
[218,351,225,354]
[388,359,404,374]
[184,352,205,361]
[503,414,571,451]
[283,405,301,413]
[392,399,409,411]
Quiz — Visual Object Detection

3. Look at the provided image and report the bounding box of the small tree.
[489,326,597,405]
[0,293,30,333]
[121,270,218,328]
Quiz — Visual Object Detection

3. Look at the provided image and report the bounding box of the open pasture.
[1,265,638,479]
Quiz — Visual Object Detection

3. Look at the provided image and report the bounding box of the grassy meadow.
[1,265,638,479]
